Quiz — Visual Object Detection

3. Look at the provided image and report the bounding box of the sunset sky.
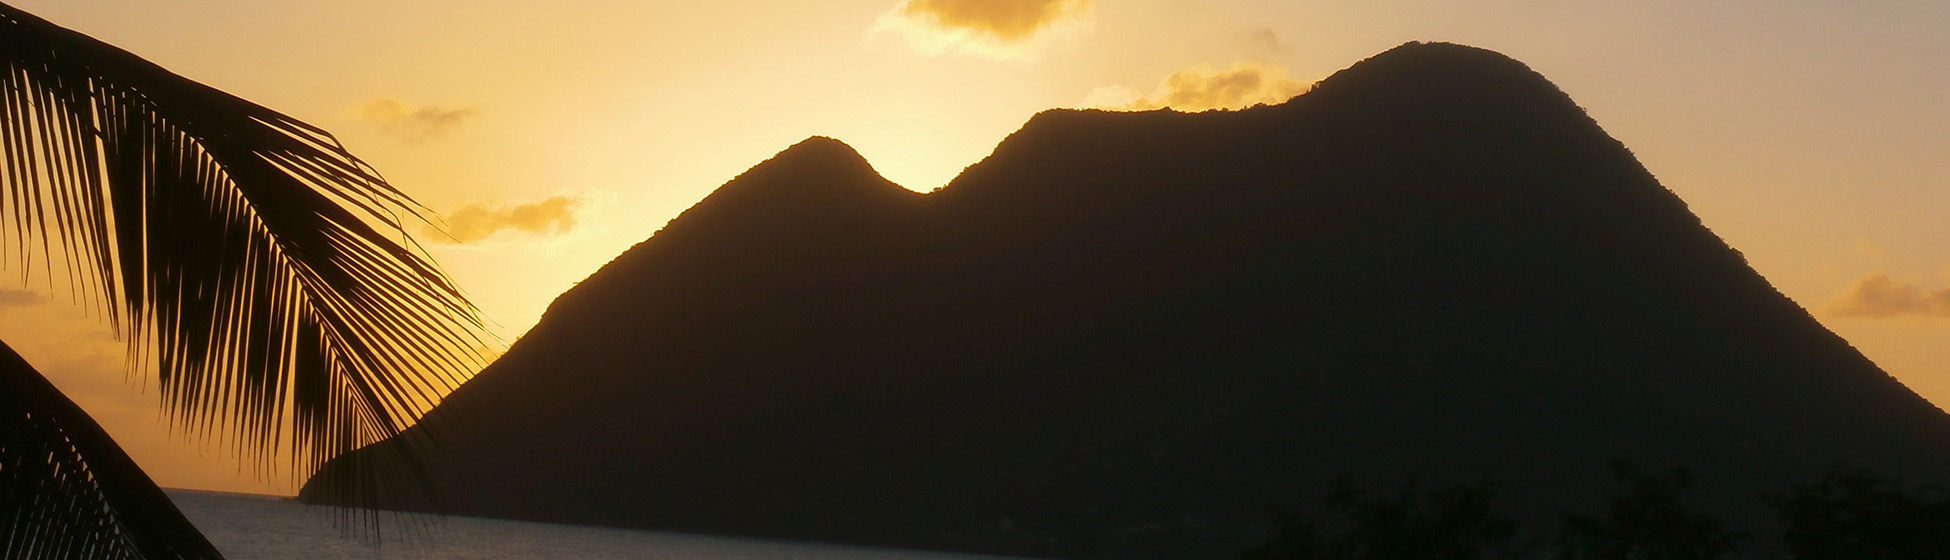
[2,0,1946,495]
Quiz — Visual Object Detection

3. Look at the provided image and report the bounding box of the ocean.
[166,490,1034,560]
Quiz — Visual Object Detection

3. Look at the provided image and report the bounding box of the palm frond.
[0,0,485,503]
[2,340,223,560]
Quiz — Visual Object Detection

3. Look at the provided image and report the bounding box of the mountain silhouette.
[303,42,1950,559]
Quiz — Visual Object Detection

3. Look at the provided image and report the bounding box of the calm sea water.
[166,490,1035,560]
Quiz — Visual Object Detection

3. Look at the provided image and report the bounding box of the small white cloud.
[1080,85,1143,110]
[355,99,477,144]
[423,195,583,245]
[1825,272,1950,320]
[1238,28,1286,57]
[1086,61,1312,112]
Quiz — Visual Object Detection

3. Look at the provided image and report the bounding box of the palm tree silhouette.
[1,3,487,558]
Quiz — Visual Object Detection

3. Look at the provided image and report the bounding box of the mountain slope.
[304,42,1950,559]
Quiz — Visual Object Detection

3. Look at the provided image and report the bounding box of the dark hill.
[304,42,1950,559]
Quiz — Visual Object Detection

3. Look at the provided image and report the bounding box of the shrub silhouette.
[1247,462,1759,560]
[1768,465,1950,559]
[1245,477,1527,560]
[1553,461,1746,560]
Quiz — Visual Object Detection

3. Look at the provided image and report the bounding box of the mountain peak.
[1334,41,1549,84]
[1374,41,1532,66]
[1301,41,1579,116]
[772,135,868,165]
[675,135,912,220]
[731,135,883,187]
[541,135,918,318]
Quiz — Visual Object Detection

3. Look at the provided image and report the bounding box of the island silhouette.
[303,42,1950,559]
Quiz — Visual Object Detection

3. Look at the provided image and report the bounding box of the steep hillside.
[304,42,1950,559]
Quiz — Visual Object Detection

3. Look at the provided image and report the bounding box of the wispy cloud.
[1825,272,1950,320]
[0,288,45,308]
[871,0,1092,60]
[1238,28,1286,58]
[423,196,582,245]
[355,99,476,144]
[1084,61,1311,112]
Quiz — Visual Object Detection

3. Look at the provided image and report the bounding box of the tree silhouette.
[1768,465,1950,559]
[1,3,485,558]
[1245,477,1527,560]
[1553,461,1745,560]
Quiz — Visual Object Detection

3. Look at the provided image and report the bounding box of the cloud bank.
[424,195,582,244]
[1825,272,1950,319]
[1085,61,1311,112]
[872,0,1091,60]
[356,99,476,143]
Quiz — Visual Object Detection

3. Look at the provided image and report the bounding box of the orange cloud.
[905,0,1085,40]
[423,195,582,244]
[872,0,1091,60]
[356,99,476,143]
[1085,61,1311,112]
[1825,272,1950,319]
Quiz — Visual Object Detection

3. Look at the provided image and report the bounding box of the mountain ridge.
[306,42,1950,559]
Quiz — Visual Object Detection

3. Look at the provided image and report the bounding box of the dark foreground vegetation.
[1246,463,1950,560]
[3,3,484,558]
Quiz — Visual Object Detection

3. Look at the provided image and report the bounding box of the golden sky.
[3,0,1948,495]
